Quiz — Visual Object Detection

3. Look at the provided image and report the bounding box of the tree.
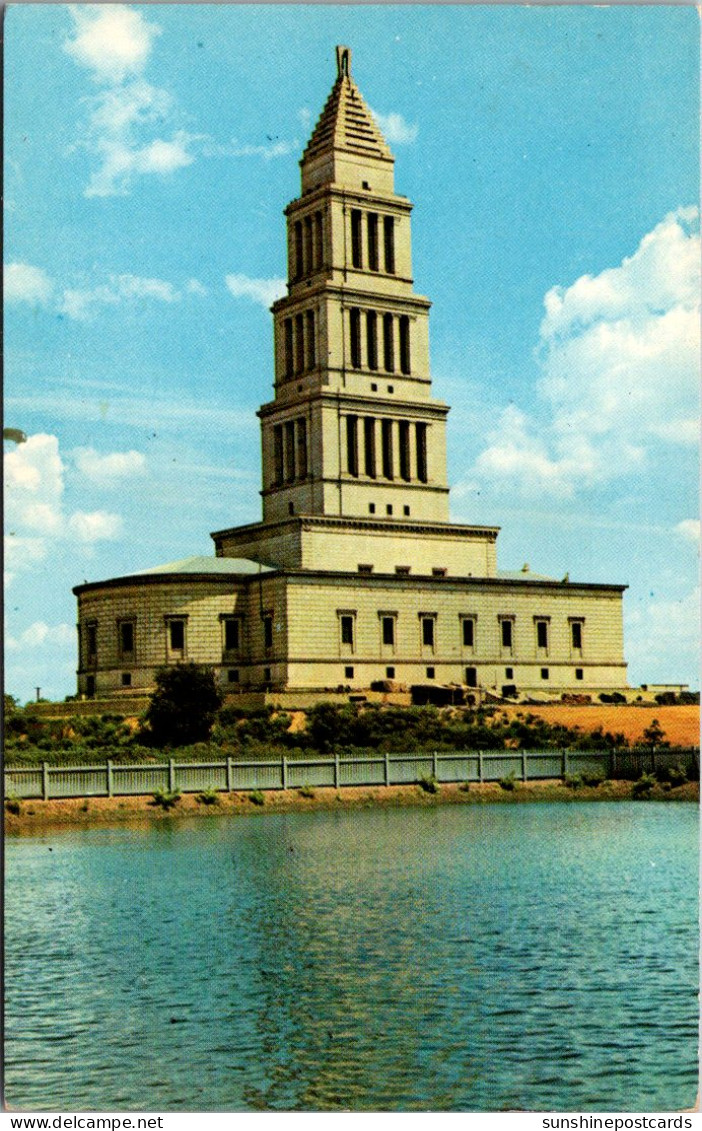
[144,664,223,747]
[641,718,669,751]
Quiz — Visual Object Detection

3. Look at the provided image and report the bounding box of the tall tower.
[259,46,451,526]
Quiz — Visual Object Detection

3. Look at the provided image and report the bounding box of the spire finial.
[336,45,351,79]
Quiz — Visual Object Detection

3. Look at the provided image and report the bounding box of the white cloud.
[4,262,54,305]
[469,207,700,499]
[73,447,146,484]
[201,138,297,160]
[68,510,123,543]
[65,7,193,197]
[6,621,76,651]
[225,273,287,309]
[4,433,126,582]
[64,5,160,84]
[626,586,700,686]
[675,519,700,545]
[370,108,418,145]
[59,273,185,320]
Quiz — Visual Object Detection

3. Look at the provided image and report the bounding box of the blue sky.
[4,4,699,702]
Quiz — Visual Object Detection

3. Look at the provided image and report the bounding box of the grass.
[418,774,439,794]
[564,773,583,790]
[5,795,21,816]
[498,773,518,791]
[248,790,265,806]
[196,789,220,806]
[298,784,315,799]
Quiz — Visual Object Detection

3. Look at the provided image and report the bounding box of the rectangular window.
[426,666,435,679]
[422,617,435,647]
[462,618,475,648]
[364,417,376,477]
[384,216,395,273]
[536,620,549,649]
[346,415,359,477]
[169,620,185,651]
[501,619,513,649]
[399,315,411,375]
[382,616,395,646]
[297,418,308,479]
[350,308,361,368]
[273,425,284,485]
[465,667,477,688]
[386,666,395,679]
[294,220,303,278]
[358,564,373,574]
[340,615,354,647]
[224,619,240,652]
[432,567,447,577]
[228,669,240,683]
[366,311,378,370]
[505,667,514,679]
[304,215,313,274]
[575,668,584,681]
[119,620,134,655]
[351,209,363,268]
[285,420,296,482]
[263,667,272,683]
[541,668,549,680]
[383,313,394,372]
[86,623,97,663]
[399,420,410,481]
[295,313,305,373]
[382,419,393,479]
[571,621,583,651]
[395,566,411,575]
[121,672,132,687]
[306,310,316,368]
[416,423,427,482]
[284,319,294,379]
[315,211,324,268]
[367,212,379,271]
[263,616,273,650]
[345,666,354,679]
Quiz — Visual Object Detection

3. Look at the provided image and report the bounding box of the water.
[5,802,698,1112]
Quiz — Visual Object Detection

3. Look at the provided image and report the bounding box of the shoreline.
[5,778,698,834]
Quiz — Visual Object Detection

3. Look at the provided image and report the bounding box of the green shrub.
[498,773,517,791]
[151,788,181,810]
[632,772,657,799]
[667,763,688,787]
[459,781,471,792]
[248,790,265,806]
[580,769,606,788]
[418,774,439,794]
[196,789,220,806]
[298,784,315,799]
[564,773,582,790]
[5,795,21,815]
[144,664,223,747]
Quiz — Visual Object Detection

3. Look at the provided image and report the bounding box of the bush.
[144,664,223,747]
[418,774,439,794]
[641,719,670,750]
[248,790,265,806]
[151,788,181,810]
[498,773,517,791]
[632,772,657,799]
[580,769,606,787]
[298,784,315,798]
[196,789,220,806]
[564,773,582,790]
[5,795,21,815]
[459,781,471,792]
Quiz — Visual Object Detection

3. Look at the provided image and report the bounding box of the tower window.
[86,622,97,664]
[339,615,355,648]
[314,211,324,268]
[384,216,395,274]
[386,504,393,515]
[505,667,514,679]
[367,213,379,271]
[382,617,395,646]
[223,618,240,653]
[364,417,376,477]
[294,219,303,278]
[575,668,584,681]
[121,672,132,687]
[369,503,376,514]
[118,620,134,656]
[285,420,296,482]
[416,423,428,482]
[386,666,395,679]
[346,415,359,477]
[541,668,549,680]
[500,619,513,650]
[351,209,363,268]
[345,666,354,679]
[295,312,304,372]
[536,620,549,650]
[168,619,186,653]
[462,617,475,648]
[304,215,313,274]
[421,617,435,648]
[398,420,410,481]
[366,311,378,370]
[383,313,394,372]
[381,419,393,479]
[426,666,435,680]
[350,307,362,368]
[284,319,294,379]
[571,620,584,651]
[263,617,273,650]
[273,424,284,485]
[399,315,411,375]
[306,310,316,368]
[296,418,308,479]
[403,505,410,516]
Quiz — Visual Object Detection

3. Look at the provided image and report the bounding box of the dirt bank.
[5,778,698,834]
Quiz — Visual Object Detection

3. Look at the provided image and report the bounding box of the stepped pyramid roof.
[302,46,393,166]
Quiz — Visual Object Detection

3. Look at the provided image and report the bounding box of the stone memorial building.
[73,47,629,702]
